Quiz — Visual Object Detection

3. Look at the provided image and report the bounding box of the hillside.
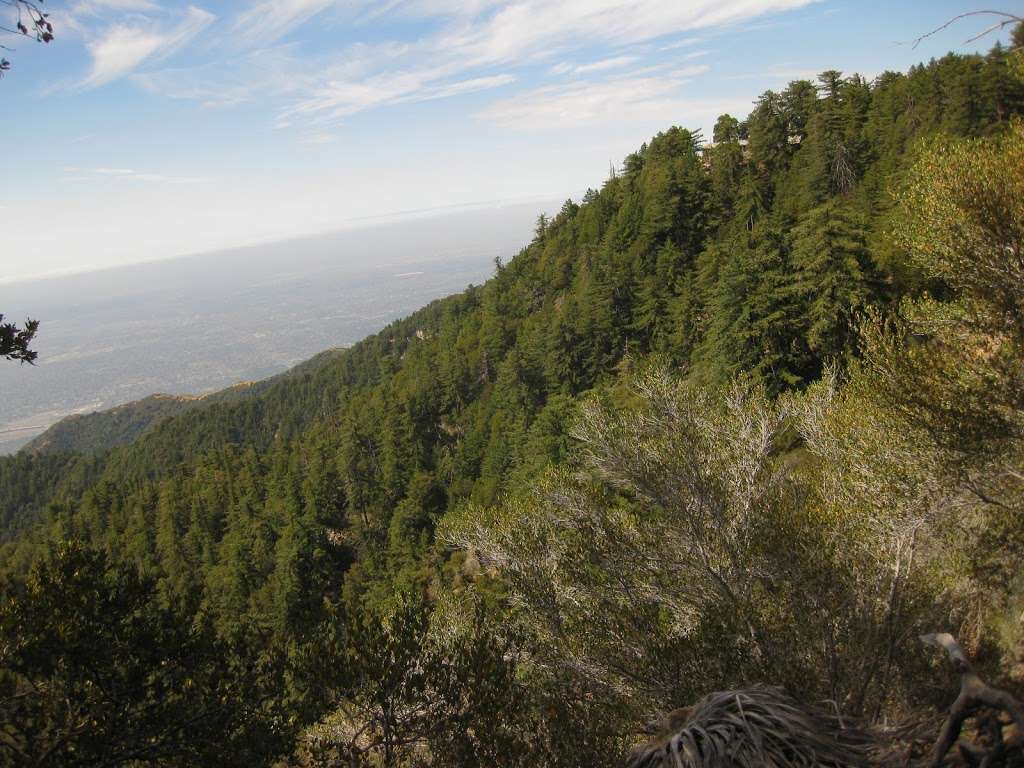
[0,212,535,458]
[2,38,1024,766]
[1,46,1020,556]
[23,349,347,456]
[24,391,250,456]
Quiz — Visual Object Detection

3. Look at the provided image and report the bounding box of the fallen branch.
[920,633,1024,768]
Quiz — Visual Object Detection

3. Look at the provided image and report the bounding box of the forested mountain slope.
[23,349,347,457]
[25,390,255,457]
[1,45,1021,579]
[2,39,1024,767]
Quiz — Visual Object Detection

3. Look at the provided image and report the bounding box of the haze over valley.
[0,203,551,453]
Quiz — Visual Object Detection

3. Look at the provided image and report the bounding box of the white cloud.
[141,0,817,127]
[134,44,309,107]
[478,66,722,131]
[355,0,506,22]
[438,0,818,66]
[72,0,161,14]
[299,0,813,123]
[84,28,172,86]
[415,73,516,100]
[69,167,212,184]
[659,36,703,51]
[283,68,514,125]
[553,55,638,75]
[233,0,340,45]
[284,67,447,123]
[81,5,215,88]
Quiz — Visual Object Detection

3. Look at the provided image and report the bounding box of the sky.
[1,0,1020,284]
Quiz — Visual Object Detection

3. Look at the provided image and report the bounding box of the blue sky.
[1,0,1020,283]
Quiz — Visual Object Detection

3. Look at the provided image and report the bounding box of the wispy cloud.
[134,44,309,107]
[81,5,215,88]
[552,55,639,76]
[659,36,703,51]
[575,56,639,74]
[65,167,212,184]
[436,0,817,66]
[72,0,161,15]
[353,0,506,23]
[417,73,516,100]
[136,0,817,127]
[478,66,715,131]
[233,0,340,45]
[282,68,515,126]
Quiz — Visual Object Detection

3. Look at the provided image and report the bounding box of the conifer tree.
[789,202,871,371]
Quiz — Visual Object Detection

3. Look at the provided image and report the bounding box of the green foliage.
[0,315,38,365]
[0,541,294,767]
[850,120,1024,654]
[298,596,529,768]
[896,120,1024,343]
[788,202,872,366]
[444,370,947,717]
[0,453,101,544]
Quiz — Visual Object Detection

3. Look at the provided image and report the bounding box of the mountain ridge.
[22,348,348,456]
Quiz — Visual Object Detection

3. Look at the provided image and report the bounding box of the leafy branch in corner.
[0,0,53,77]
[0,314,39,364]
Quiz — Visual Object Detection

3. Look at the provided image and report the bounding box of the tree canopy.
[0,315,37,364]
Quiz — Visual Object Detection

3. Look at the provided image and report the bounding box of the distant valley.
[0,202,552,454]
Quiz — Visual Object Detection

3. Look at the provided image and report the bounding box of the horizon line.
[0,191,577,288]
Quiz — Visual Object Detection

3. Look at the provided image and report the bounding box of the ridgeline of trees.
[2,33,1024,767]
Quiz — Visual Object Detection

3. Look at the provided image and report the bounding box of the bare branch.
[905,10,1023,49]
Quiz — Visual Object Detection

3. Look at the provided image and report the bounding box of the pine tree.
[789,202,871,369]
[747,90,790,210]
[695,228,807,392]
[709,114,746,223]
